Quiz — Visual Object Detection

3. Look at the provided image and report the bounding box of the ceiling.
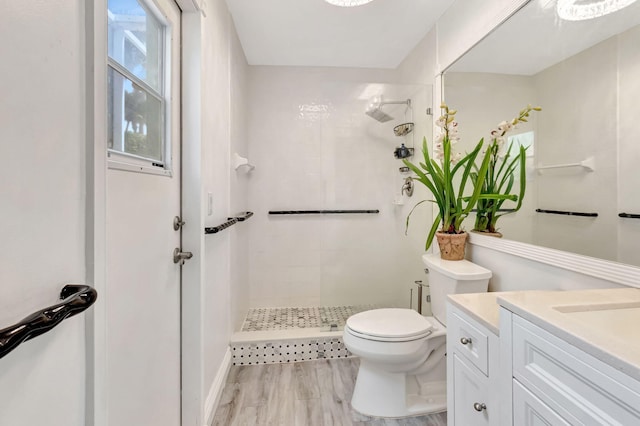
[224,0,455,69]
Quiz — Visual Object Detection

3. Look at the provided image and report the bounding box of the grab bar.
[204,211,253,234]
[0,284,98,359]
[619,213,640,219]
[268,210,380,215]
[536,208,598,217]
[536,156,595,172]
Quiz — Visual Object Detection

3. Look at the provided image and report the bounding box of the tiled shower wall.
[246,67,433,310]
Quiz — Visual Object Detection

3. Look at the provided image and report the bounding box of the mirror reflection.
[443,0,640,267]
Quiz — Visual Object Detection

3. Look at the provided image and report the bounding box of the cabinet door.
[453,354,491,426]
[513,380,571,426]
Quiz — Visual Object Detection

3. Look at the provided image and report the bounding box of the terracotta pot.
[436,231,468,261]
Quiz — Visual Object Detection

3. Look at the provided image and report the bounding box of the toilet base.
[351,361,447,418]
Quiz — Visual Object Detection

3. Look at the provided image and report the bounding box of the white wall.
[0,0,87,425]
[229,21,250,332]
[199,0,250,412]
[246,67,432,310]
[467,243,625,292]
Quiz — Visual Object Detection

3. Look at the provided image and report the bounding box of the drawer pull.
[473,402,487,412]
[460,337,472,345]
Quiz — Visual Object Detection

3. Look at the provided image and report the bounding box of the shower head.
[366,107,394,123]
[365,96,411,123]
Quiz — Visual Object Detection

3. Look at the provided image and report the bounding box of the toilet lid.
[346,308,434,339]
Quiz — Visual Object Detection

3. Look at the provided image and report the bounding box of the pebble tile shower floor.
[232,305,381,366]
[241,305,378,331]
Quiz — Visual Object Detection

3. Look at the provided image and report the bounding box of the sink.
[553,302,640,342]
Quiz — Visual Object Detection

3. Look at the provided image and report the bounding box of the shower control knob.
[473,402,487,412]
[460,337,472,345]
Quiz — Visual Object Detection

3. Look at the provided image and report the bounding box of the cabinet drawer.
[453,354,492,426]
[513,379,570,426]
[512,316,640,425]
[450,312,489,375]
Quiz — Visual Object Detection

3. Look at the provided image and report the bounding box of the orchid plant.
[471,105,542,234]
[403,104,492,251]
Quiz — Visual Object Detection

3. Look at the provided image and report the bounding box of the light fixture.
[324,0,374,7]
[556,0,638,20]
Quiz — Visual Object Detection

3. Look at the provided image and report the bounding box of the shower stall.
[232,67,433,364]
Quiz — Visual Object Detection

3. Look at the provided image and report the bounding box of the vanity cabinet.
[446,304,500,426]
[501,308,640,425]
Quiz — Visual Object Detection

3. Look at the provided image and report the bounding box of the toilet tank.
[422,254,492,326]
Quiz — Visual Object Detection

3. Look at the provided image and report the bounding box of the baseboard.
[204,347,232,426]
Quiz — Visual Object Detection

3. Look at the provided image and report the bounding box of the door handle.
[173,248,193,265]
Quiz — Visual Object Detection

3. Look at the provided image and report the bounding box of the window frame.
[106,0,173,177]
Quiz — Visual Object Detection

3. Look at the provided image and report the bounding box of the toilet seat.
[345,308,434,342]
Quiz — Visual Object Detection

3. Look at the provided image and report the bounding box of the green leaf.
[425,215,442,251]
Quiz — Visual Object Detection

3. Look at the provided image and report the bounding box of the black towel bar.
[205,211,253,234]
[268,210,380,215]
[536,209,598,217]
[619,213,640,219]
[0,285,98,359]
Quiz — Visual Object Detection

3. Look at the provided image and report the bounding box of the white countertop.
[497,288,640,382]
[447,292,507,335]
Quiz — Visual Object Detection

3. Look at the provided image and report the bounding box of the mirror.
[442,0,640,267]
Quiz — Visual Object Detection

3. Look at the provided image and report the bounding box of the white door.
[0,1,88,425]
[105,0,183,424]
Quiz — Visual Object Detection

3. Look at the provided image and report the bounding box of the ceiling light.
[324,0,374,7]
[556,0,638,20]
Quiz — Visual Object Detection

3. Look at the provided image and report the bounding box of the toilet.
[343,253,492,418]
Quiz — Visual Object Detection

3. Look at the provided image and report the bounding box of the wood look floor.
[213,358,447,426]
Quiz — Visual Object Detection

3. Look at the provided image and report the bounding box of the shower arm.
[380,99,411,107]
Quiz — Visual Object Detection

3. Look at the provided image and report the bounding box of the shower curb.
[230,334,353,366]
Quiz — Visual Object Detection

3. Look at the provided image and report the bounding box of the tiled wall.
[246,67,434,310]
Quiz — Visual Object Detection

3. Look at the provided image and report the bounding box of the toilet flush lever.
[460,337,472,345]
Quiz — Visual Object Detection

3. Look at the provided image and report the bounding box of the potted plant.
[471,105,542,236]
[403,104,492,260]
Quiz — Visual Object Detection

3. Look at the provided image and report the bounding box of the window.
[507,131,535,158]
[107,0,169,172]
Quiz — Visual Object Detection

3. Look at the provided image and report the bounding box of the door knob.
[173,248,193,265]
[460,337,472,345]
[473,402,486,412]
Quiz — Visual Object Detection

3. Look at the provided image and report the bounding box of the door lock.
[173,216,186,231]
[173,248,193,265]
